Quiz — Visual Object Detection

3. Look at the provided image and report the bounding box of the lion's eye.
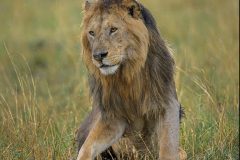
[89,31,95,36]
[110,27,118,34]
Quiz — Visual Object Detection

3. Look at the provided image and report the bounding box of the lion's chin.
[99,64,120,75]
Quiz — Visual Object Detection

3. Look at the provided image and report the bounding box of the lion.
[76,0,187,159]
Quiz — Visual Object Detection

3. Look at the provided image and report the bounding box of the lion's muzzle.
[93,51,108,62]
[92,50,121,76]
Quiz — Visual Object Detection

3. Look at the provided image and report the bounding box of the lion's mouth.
[100,64,116,68]
[99,64,120,75]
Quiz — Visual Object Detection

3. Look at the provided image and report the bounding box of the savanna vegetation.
[0,0,239,159]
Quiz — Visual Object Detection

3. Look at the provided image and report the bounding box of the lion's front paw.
[179,147,187,160]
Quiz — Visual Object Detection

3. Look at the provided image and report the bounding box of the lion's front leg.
[158,99,180,160]
[77,115,126,160]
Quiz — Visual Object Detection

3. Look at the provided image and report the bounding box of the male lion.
[76,0,186,159]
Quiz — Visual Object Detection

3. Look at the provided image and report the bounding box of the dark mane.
[95,0,122,10]
[140,4,175,84]
[86,1,176,120]
[140,5,159,33]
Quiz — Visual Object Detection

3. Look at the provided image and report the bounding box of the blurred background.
[0,0,239,159]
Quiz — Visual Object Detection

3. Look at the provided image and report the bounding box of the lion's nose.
[93,51,108,61]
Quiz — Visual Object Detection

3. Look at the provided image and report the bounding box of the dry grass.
[0,0,239,159]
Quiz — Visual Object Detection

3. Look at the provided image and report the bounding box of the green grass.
[0,0,239,159]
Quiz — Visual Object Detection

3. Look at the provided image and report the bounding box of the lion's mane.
[81,0,175,121]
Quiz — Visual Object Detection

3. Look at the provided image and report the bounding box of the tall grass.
[0,0,239,159]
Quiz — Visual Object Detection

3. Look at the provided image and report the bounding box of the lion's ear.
[123,0,141,19]
[84,0,96,10]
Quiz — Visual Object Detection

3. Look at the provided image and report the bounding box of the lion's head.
[82,0,149,76]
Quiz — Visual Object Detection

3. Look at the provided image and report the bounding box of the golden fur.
[76,0,186,159]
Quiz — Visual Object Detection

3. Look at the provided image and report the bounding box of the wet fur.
[76,0,185,159]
